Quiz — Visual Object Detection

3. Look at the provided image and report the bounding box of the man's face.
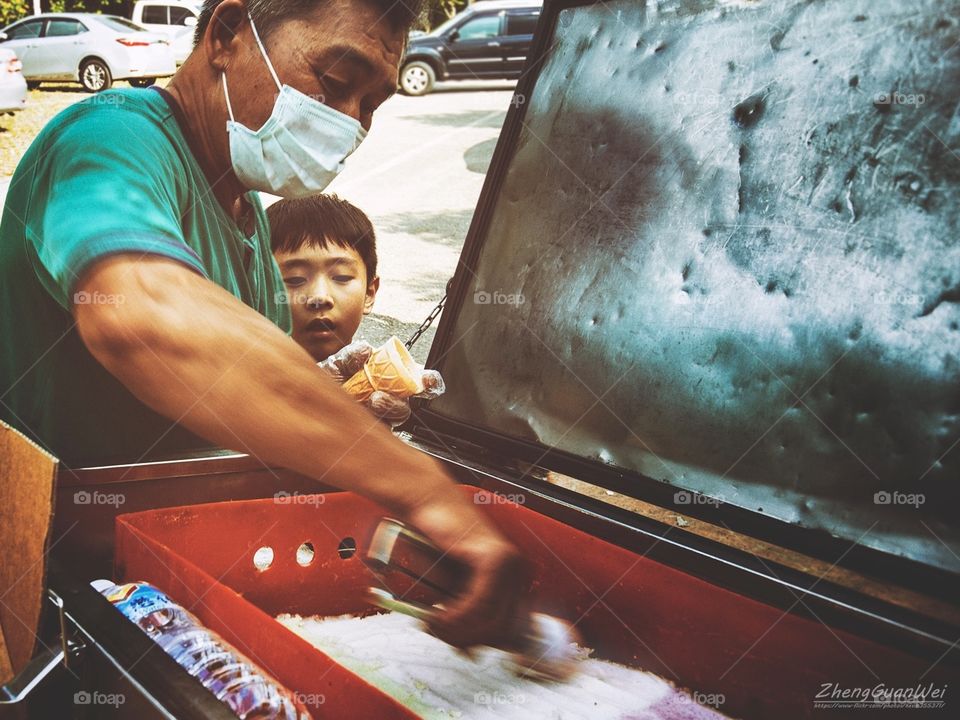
[227,0,404,133]
[276,242,378,361]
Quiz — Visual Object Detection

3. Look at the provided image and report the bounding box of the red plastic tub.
[114,487,948,719]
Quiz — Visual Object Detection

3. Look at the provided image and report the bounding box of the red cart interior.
[114,487,945,719]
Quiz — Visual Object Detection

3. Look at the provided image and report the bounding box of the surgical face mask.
[222,16,367,198]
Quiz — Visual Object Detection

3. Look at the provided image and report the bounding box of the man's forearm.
[74,255,451,514]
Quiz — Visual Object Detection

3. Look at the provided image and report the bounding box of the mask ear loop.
[248,13,283,92]
[222,72,236,122]
[221,14,279,125]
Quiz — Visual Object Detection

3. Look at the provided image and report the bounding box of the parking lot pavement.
[320,81,517,360]
[1,80,517,362]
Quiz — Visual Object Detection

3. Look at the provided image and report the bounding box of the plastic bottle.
[92,580,310,719]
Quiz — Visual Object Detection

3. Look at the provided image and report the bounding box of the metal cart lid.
[416,0,960,590]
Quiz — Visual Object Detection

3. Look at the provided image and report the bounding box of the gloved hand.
[318,340,445,426]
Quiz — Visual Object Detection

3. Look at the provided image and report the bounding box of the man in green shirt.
[0,0,527,651]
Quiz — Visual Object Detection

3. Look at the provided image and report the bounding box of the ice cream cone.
[343,336,424,402]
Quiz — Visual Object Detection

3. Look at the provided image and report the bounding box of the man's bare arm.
[73,254,529,647]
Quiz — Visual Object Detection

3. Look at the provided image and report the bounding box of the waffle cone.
[343,337,423,402]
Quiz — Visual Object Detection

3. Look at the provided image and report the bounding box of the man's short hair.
[267,194,378,282]
[196,0,426,46]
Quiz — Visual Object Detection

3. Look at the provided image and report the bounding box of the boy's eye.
[283,277,306,287]
[333,275,355,283]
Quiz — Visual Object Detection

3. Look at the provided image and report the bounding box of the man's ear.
[203,0,249,74]
[363,276,380,314]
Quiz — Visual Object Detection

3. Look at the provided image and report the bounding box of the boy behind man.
[268,195,442,424]
[268,194,379,363]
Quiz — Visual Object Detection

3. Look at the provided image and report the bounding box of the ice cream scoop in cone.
[342,336,424,402]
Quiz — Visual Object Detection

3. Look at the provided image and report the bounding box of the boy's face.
[276,241,379,362]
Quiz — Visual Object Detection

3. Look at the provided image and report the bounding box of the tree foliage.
[0,0,29,27]
[424,0,469,31]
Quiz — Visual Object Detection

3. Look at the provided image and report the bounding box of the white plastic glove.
[318,341,445,426]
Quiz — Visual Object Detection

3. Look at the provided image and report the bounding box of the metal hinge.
[0,590,85,705]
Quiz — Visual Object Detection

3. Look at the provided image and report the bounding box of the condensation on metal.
[431,0,960,571]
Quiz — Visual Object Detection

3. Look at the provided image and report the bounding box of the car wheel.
[400,61,435,96]
[129,78,156,88]
[26,81,40,90]
[80,59,112,93]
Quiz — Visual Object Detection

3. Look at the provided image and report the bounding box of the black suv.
[399,1,542,96]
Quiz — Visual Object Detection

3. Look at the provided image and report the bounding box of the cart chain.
[405,293,447,350]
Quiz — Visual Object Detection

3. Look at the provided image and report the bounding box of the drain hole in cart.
[337,537,357,559]
[296,542,315,566]
[253,546,274,571]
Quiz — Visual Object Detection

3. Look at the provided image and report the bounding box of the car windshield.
[98,16,149,33]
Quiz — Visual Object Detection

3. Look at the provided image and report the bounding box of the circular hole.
[337,537,357,560]
[296,542,315,567]
[253,546,274,571]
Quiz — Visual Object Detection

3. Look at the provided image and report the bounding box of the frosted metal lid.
[421,0,960,582]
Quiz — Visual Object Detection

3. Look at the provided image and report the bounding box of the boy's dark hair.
[268,194,378,281]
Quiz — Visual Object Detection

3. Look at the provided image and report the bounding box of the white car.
[132,0,200,64]
[0,13,176,92]
[0,48,27,115]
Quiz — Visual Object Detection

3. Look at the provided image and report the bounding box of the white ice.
[276,611,731,720]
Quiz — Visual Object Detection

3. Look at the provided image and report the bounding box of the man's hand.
[406,489,532,650]
[73,254,524,648]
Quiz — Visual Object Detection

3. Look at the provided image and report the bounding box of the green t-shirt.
[0,88,291,466]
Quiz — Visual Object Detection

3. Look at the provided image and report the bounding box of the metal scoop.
[363,518,581,681]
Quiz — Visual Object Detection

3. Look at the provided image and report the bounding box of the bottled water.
[93,580,309,719]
